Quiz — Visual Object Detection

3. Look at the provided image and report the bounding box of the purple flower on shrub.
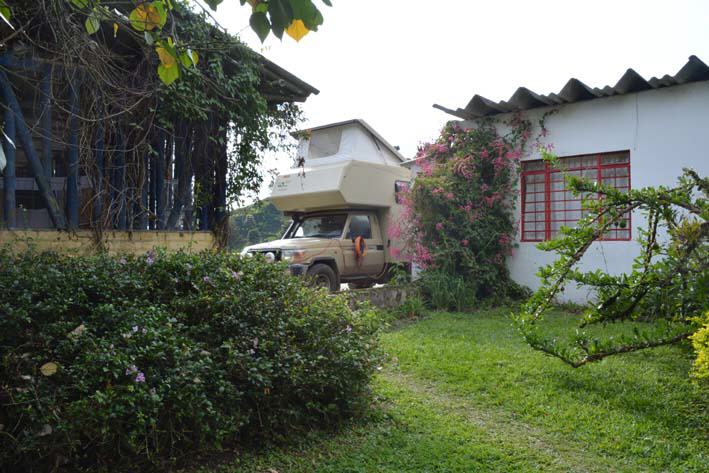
[346,325,352,333]
[135,371,146,383]
[203,276,211,284]
[125,364,138,375]
[145,250,156,265]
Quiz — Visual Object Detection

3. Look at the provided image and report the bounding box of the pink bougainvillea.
[391,116,535,297]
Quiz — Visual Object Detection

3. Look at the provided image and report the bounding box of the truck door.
[341,213,386,276]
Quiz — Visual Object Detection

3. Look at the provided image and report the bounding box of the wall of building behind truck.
[0,230,214,255]
[458,81,709,303]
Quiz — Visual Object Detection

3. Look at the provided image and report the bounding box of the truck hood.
[244,238,339,252]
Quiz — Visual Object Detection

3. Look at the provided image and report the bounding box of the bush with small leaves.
[0,249,381,472]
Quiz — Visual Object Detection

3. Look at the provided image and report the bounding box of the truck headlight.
[282,249,305,263]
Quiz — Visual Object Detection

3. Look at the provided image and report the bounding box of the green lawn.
[206,309,709,473]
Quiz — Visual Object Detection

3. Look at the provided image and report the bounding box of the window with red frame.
[521,151,631,242]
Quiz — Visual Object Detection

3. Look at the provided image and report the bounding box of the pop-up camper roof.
[270,119,410,212]
[293,119,406,168]
[270,160,410,213]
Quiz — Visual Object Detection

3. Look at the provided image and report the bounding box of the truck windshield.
[290,214,347,239]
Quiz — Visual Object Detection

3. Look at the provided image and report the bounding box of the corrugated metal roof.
[434,55,709,119]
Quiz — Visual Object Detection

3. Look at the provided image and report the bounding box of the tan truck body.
[242,120,411,290]
[243,160,410,290]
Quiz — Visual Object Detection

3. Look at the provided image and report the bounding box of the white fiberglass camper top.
[296,118,405,168]
[270,119,410,212]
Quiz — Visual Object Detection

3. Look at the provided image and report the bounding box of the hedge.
[0,249,380,471]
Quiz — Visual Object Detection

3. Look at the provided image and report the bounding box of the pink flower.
[461,239,469,247]
[445,192,455,200]
[435,222,444,231]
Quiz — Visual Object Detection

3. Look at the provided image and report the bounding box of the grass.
[203,309,709,472]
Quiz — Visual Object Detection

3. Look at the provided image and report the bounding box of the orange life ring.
[354,236,367,264]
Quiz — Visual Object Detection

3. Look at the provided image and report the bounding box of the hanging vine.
[0,1,302,245]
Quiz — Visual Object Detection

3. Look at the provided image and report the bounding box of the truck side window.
[347,215,372,239]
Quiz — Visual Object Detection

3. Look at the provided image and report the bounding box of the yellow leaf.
[156,47,176,67]
[286,19,309,42]
[129,4,162,32]
[113,22,118,38]
[40,362,58,376]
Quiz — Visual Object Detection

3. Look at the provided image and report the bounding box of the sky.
[206,0,709,200]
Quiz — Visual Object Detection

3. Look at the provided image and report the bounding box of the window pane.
[296,214,347,239]
[347,215,372,239]
[602,153,629,164]
[522,160,545,171]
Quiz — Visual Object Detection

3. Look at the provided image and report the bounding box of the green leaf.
[321,0,332,6]
[179,52,193,68]
[189,49,199,66]
[204,0,224,10]
[158,63,179,85]
[0,4,10,24]
[268,0,293,38]
[288,0,323,31]
[249,12,271,42]
[150,1,168,28]
[85,11,100,35]
[69,0,91,8]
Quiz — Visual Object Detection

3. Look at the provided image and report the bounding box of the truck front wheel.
[306,264,339,292]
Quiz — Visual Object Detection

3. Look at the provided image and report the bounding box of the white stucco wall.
[463,81,709,302]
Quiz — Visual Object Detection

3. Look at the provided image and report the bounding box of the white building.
[412,55,709,302]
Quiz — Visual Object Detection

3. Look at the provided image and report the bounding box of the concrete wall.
[340,284,418,310]
[463,81,709,303]
[0,229,214,255]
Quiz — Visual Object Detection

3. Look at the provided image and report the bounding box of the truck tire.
[306,263,339,292]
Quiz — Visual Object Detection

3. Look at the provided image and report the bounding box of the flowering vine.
[392,116,534,299]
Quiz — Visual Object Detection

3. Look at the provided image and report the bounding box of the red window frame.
[521,151,631,242]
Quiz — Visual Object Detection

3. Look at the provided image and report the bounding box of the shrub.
[0,249,380,472]
[516,166,707,371]
[394,295,427,320]
[419,270,476,311]
[392,118,540,302]
[690,312,709,382]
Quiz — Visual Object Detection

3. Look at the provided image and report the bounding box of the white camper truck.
[242,119,411,291]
